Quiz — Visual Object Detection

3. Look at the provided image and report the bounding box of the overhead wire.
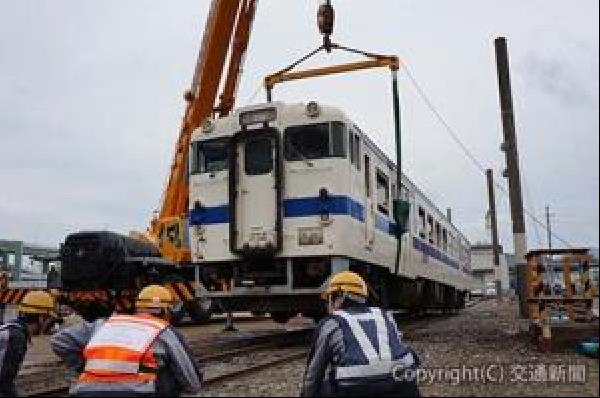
[522,173,543,247]
[402,65,573,249]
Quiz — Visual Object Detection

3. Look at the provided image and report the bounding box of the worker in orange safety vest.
[51,285,202,397]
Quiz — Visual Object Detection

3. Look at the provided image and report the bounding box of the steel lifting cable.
[263,15,406,279]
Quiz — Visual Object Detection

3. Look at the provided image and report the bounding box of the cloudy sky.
[1,0,598,252]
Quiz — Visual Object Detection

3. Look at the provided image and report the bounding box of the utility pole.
[486,169,502,300]
[545,205,552,251]
[494,37,528,314]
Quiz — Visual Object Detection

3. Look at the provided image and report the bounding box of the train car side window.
[354,134,361,170]
[399,183,409,201]
[364,154,371,197]
[349,128,361,169]
[418,207,426,239]
[330,122,346,158]
[442,228,448,252]
[435,222,441,247]
[191,138,230,174]
[427,215,434,244]
[349,133,356,165]
[376,169,390,215]
[245,138,273,175]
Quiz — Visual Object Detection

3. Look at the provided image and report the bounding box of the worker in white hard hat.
[51,284,202,397]
[301,271,421,397]
[1,290,58,397]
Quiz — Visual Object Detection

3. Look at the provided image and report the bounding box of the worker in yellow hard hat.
[51,284,202,397]
[1,290,58,396]
[301,271,421,397]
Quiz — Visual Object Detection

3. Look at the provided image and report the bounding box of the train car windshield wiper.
[287,141,314,167]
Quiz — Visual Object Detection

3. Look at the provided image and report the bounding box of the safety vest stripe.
[85,359,140,374]
[334,310,379,362]
[372,308,391,361]
[85,346,141,363]
[80,315,167,386]
[85,347,158,370]
[109,315,167,330]
[335,353,415,379]
[386,311,403,340]
[87,326,157,353]
[78,372,156,383]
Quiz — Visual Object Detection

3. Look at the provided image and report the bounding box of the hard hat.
[18,290,58,317]
[136,285,174,310]
[322,271,368,299]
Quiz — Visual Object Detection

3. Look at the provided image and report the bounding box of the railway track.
[18,327,313,397]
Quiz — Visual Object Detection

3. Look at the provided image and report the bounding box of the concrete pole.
[486,169,502,300]
[495,37,528,313]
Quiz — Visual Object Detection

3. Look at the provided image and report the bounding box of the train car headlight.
[239,107,277,126]
[298,227,324,246]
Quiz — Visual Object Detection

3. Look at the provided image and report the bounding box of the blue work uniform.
[301,304,420,397]
[51,317,202,397]
[0,319,29,397]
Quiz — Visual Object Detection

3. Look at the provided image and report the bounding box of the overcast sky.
[1,1,598,252]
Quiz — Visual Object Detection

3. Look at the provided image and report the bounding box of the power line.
[402,65,573,249]
[522,172,543,246]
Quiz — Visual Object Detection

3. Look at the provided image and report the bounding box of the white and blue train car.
[188,101,475,322]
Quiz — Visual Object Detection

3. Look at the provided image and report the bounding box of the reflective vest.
[79,314,168,385]
[331,307,419,396]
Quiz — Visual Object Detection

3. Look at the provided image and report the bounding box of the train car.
[189,101,476,322]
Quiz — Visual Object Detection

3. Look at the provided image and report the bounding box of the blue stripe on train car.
[189,204,229,225]
[188,196,462,271]
[412,237,460,269]
[189,195,368,226]
[284,195,365,222]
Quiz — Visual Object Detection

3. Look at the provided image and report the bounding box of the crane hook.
[317,0,335,52]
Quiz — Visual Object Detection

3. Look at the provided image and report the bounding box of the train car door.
[230,128,282,255]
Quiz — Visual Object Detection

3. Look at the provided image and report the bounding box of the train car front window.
[245,138,273,175]
[285,122,346,161]
[191,138,229,174]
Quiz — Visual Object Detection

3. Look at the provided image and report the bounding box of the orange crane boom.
[150,0,258,262]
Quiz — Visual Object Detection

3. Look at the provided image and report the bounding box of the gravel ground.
[408,299,598,396]
[193,300,599,397]
[196,357,306,397]
[202,347,306,381]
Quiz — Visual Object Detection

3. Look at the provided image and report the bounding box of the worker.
[301,271,421,397]
[51,284,202,397]
[1,290,58,397]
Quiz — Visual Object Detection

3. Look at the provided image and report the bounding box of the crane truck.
[1,0,259,322]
